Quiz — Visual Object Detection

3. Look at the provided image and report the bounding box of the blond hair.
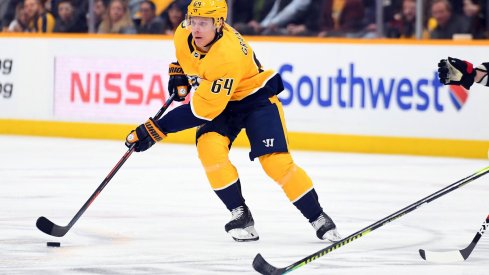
[98,0,134,34]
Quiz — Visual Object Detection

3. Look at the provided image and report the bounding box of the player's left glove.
[168,62,191,102]
[437,57,476,89]
[125,118,166,152]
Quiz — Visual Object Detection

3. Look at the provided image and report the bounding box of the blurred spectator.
[463,0,486,39]
[321,0,376,38]
[2,0,27,31]
[236,0,312,36]
[98,0,136,34]
[429,0,470,39]
[24,0,56,32]
[44,0,53,13]
[232,0,272,35]
[316,0,346,36]
[338,0,364,36]
[50,0,88,19]
[7,1,28,31]
[87,0,107,31]
[230,0,254,25]
[361,0,378,37]
[136,0,163,34]
[284,0,323,36]
[260,0,312,35]
[318,0,366,37]
[128,0,142,18]
[160,0,185,35]
[382,0,404,23]
[451,0,464,15]
[317,0,334,34]
[129,0,174,19]
[331,0,344,26]
[1,0,9,28]
[53,0,87,32]
[385,0,416,38]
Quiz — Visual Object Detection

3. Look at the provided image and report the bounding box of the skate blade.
[322,228,342,242]
[228,226,259,242]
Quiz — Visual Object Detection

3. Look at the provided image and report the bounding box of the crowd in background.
[0,0,487,39]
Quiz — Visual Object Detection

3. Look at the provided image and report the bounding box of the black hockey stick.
[419,214,489,263]
[253,166,489,274]
[36,93,176,237]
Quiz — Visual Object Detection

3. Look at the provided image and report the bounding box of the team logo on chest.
[188,75,202,88]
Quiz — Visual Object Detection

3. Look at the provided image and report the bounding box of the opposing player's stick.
[419,214,489,263]
[253,166,489,275]
[36,94,176,237]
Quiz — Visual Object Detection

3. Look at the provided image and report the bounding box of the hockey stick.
[36,93,176,237]
[419,214,489,263]
[253,166,489,275]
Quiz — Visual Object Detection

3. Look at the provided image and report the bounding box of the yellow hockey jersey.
[173,22,276,121]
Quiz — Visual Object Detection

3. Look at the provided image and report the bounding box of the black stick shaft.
[37,94,176,236]
[254,165,489,274]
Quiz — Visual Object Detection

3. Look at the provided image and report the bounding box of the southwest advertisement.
[0,35,488,157]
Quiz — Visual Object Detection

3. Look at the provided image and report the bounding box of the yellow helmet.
[186,0,228,28]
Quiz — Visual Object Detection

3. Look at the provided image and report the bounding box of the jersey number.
[211,78,234,95]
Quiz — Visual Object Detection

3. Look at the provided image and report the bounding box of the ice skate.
[225,205,259,242]
[311,212,342,242]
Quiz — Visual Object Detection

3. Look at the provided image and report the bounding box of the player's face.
[189,16,216,50]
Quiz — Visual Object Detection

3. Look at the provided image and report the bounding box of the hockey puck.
[46,242,61,247]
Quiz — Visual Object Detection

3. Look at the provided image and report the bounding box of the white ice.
[1,135,488,275]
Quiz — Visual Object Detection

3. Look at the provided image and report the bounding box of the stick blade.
[419,249,465,263]
[36,216,67,237]
[253,253,285,275]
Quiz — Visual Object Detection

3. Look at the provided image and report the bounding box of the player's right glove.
[437,57,476,89]
[125,118,166,152]
[168,62,191,102]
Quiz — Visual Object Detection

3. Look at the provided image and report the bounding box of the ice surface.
[1,135,488,274]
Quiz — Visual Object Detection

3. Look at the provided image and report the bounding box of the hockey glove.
[168,62,191,102]
[438,57,476,89]
[474,63,489,87]
[125,118,166,152]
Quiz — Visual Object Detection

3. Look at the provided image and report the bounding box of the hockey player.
[125,0,341,243]
[438,57,489,89]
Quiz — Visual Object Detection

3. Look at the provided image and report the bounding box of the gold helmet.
[186,0,228,28]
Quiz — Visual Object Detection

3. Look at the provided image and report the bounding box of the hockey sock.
[293,189,323,223]
[214,179,246,211]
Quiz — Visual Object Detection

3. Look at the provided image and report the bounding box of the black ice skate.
[311,212,342,242]
[225,205,259,242]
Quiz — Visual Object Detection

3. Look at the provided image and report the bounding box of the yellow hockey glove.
[168,62,191,101]
[125,118,167,152]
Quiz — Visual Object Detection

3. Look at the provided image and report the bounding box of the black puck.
[46,242,61,247]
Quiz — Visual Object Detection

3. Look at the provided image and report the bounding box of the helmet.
[187,0,228,28]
